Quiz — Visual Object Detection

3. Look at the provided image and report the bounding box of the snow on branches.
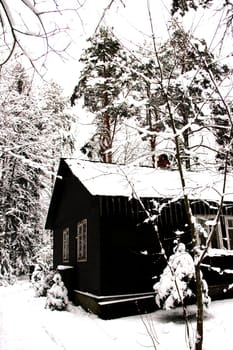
[45,273,69,311]
[153,242,211,310]
[31,265,69,311]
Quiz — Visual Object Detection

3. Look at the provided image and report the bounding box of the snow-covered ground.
[0,278,233,350]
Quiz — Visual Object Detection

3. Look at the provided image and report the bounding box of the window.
[195,216,223,249]
[224,217,233,250]
[77,219,87,262]
[62,227,69,262]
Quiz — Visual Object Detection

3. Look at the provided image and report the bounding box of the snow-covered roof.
[64,159,233,202]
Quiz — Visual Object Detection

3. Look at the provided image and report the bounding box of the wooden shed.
[45,159,233,318]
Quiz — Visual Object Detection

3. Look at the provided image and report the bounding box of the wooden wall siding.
[73,204,101,295]
[50,178,102,295]
[51,177,93,228]
[53,228,61,269]
[98,196,150,220]
[98,196,233,224]
[98,205,158,296]
[97,196,233,258]
[191,200,233,216]
[98,197,233,257]
[225,203,233,214]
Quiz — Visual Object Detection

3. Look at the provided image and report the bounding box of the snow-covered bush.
[153,243,210,309]
[45,272,69,311]
[0,250,16,286]
[31,264,54,297]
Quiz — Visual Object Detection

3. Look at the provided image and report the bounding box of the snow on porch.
[64,159,233,202]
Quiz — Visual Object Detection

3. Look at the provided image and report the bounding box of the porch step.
[73,290,157,319]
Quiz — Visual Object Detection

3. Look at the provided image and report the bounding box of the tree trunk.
[147,5,205,346]
[146,84,156,167]
[183,127,191,170]
[100,110,112,163]
[100,56,113,163]
[195,265,204,350]
[169,109,204,349]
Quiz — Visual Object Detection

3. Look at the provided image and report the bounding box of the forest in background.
[0,61,75,278]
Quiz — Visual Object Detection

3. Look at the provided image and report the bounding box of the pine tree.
[71,26,139,163]
[148,24,231,170]
[129,45,167,167]
[119,25,230,169]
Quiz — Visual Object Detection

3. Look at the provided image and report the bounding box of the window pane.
[228,229,233,249]
[63,227,69,262]
[77,219,87,262]
[211,231,218,249]
[196,216,221,249]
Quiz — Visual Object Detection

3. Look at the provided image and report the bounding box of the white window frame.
[77,219,87,262]
[224,216,233,250]
[195,215,224,249]
[62,227,69,263]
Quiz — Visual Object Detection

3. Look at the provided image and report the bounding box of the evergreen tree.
[144,24,231,170]
[119,26,230,169]
[129,45,167,167]
[0,62,74,280]
[171,0,232,21]
[153,242,210,310]
[71,26,139,163]
[45,272,69,311]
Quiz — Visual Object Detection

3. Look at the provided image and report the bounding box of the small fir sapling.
[31,264,46,296]
[153,242,211,309]
[45,272,69,311]
[31,264,54,297]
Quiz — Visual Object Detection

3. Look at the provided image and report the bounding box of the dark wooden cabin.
[45,159,233,318]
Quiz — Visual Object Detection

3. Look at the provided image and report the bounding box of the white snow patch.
[64,159,233,202]
[207,248,233,257]
[1,279,233,349]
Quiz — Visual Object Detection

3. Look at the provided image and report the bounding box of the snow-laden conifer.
[0,61,74,281]
[153,242,211,309]
[45,272,69,311]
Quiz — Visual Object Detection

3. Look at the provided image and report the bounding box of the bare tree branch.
[94,0,125,33]
[0,0,84,72]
